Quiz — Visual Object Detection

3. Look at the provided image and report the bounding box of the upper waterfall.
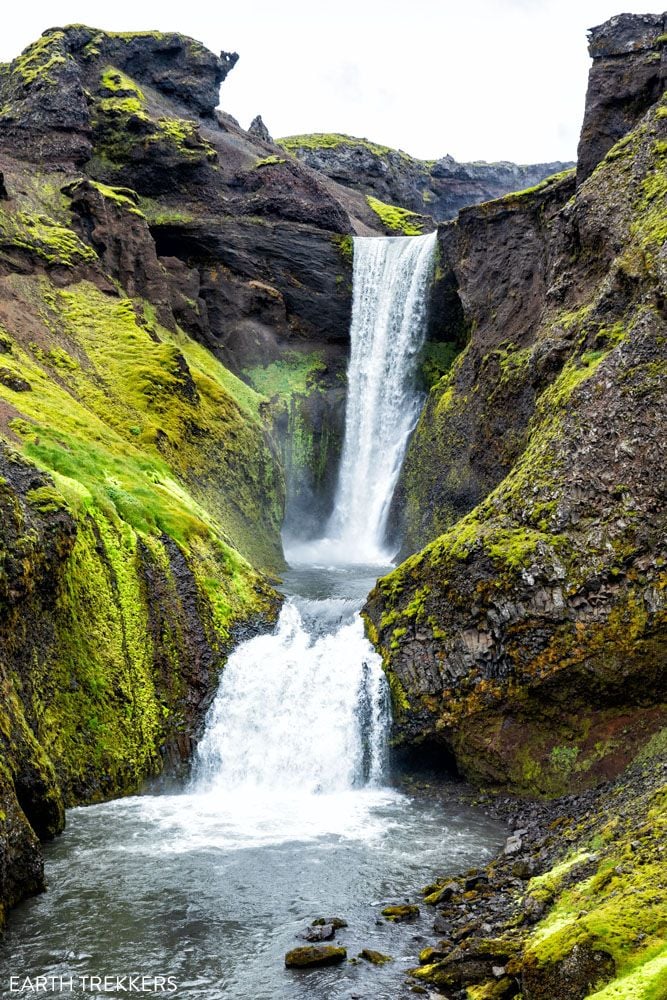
[287,232,437,566]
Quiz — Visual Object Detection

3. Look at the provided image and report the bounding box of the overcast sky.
[0,1,660,163]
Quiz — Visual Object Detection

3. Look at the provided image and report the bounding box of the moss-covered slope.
[365,76,667,793]
[408,729,667,1000]
[0,30,299,926]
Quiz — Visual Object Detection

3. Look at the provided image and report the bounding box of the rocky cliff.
[277,132,574,226]
[363,15,666,997]
[365,13,666,796]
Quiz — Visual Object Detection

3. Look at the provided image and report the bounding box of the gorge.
[0,10,666,1000]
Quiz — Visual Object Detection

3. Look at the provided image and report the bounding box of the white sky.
[1,1,661,163]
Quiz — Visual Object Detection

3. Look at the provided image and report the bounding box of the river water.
[0,563,505,1000]
[0,235,505,998]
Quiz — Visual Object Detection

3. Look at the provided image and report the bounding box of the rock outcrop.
[365,15,667,796]
[277,133,573,224]
[577,11,666,182]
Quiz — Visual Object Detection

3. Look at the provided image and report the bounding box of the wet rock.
[298,923,335,942]
[0,368,31,392]
[382,904,420,922]
[424,880,460,904]
[433,912,454,935]
[504,835,523,856]
[284,945,347,968]
[465,873,489,890]
[359,948,392,965]
[419,945,450,964]
[511,859,535,880]
[521,943,615,999]
[312,916,348,929]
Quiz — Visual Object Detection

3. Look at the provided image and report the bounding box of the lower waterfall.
[194,601,388,795]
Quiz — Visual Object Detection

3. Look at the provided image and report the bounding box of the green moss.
[366,195,425,236]
[0,278,282,571]
[525,784,667,989]
[334,234,354,264]
[244,352,327,400]
[0,209,98,268]
[276,132,411,160]
[151,117,217,162]
[11,32,67,87]
[137,199,196,226]
[488,168,576,208]
[88,181,145,217]
[254,155,286,168]
[420,341,461,388]
[99,66,145,99]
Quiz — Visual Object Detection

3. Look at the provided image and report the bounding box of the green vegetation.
[276,132,412,161]
[523,774,667,1000]
[366,195,425,235]
[0,164,284,838]
[91,68,216,165]
[254,155,286,168]
[486,167,576,208]
[420,341,461,388]
[333,234,354,264]
[100,66,144,97]
[10,32,67,87]
[0,210,98,267]
[88,180,145,217]
[244,351,326,401]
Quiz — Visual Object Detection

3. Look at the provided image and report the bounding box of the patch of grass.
[366,195,425,235]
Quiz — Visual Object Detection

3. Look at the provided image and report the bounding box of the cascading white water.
[288,232,436,566]
[328,232,436,561]
[192,232,436,808]
[194,600,388,794]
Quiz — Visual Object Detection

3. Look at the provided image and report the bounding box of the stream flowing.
[0,235,505,999]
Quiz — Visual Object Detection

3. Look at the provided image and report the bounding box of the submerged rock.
[298,923,335,942]
[359,948,392,965]
[284,945,347,968]
[382,904,420,922]
[312,916,348,929]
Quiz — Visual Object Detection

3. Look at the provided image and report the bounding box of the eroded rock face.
[577,12,666,182]
[278,135,574,224]
[365,15,667,795]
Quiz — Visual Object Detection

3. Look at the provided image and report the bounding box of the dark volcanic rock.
[364,13,667,794]
[278,134,574,223]
[248,114,272,142]
[577,13,666,182]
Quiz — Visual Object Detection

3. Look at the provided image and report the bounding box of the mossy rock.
[359,949,392,965]
[382,904,420,921]
[284,946,347,968]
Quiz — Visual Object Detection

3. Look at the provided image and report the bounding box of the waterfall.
[193,232,435,804]
[194,601,388,795]
[287,232,437,566]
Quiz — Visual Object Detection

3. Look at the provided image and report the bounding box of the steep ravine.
[0,13,664,1000]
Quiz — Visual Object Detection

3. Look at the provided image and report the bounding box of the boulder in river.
[381,904,420,921]
[285,945,347,968]
[298,923,335,942]
[359,948,392,965]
